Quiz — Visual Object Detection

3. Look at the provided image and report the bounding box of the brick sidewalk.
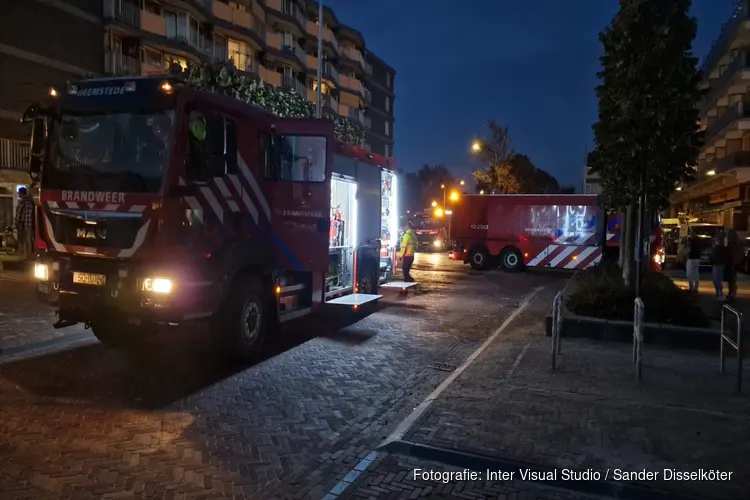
[339,298,750,500]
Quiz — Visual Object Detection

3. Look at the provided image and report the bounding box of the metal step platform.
[326,293,382,306]
[380,281,419,291]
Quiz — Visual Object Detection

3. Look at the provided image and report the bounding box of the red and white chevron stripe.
[526,244,602,270]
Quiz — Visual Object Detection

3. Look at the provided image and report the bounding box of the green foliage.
[566,261,710,327]
[404,164,456,211]
[182,60,365,146]
[591,0,704,210]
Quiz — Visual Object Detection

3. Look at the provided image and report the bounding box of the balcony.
[142,9,166,36]
[705,101,750,142]
[103,0,140,27]
[282,75,306,96]
[307,54,317,70]
[701,51,750,114]
[342,46,364,67]
[339,74,362,93]
[229,50,259,74]
[364,61,372,75]
[105,52,139,75]
[702,1,750,75]
[260,66,282,87]
[0,139,30,171]
[189,0,212,11]
[323,61,338,82]
[348,107,364,125]
[282,43,306,64]
[713,150,750,174]
[266,32,282,51]
[306,20,339,53]
[362,87,371,104]
[267,0,306,28]
[323,94,339,113]
[212,0,258,32]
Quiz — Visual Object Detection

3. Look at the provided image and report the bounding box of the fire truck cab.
[24,75,399,361]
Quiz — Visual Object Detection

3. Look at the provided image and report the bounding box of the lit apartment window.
[385,97,391,112]
[384,121,390,137]
[164,54,188,71]
[228,39,250,70]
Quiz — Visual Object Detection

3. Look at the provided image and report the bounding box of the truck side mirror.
[28,117,46,175]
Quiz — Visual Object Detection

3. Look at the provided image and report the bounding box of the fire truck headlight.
[433,240,442,248]
[143,277,173,294]
[34,263,49,281]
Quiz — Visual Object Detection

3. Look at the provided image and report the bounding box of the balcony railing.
[702,1,750,75]
[323,94,338,113]
[323,61,339,81]
[105,52,139,76]
[282,75,305,96]
[102,0,140,27]
[0,139,30,171]
[715,150,750,174]
[705,101,750,141]
[282,43,306,63]
[701,51,750,113]
[363,87,371,103]
[189,0,212,11]
[364,62,372,75]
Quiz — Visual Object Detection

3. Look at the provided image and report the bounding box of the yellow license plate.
[72,272,106,286]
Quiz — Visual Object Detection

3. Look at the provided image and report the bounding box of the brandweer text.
[61,191,126,203]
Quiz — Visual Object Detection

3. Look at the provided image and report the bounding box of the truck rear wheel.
[500,248,523,272]
[213,274,268,363]
[469,246,490,270]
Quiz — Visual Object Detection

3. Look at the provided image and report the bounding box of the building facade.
[583,152,602,195]
[0,0,396,188]
[670,1,750,229]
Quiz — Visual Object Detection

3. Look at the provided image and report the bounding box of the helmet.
[189,111,206,141]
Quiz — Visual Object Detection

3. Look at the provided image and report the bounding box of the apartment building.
[582,152,602,195]
[669,0,750,228]
[0,0,396,182]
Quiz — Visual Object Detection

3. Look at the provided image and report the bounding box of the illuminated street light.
[706,169,716,176]
[471,141,481,152]
[431,200,437,207]
[434,208,444,217]
[449,191,459,202]
[675,186,682,191]
[459,180,465,186]
[479,190,485,195]
[440,184,445,189]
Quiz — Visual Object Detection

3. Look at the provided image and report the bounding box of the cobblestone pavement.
[0,269,89,354]
[0,253,567,499]
[393,288,750,500]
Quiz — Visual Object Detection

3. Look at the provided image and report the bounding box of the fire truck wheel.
[500,248,523,272]
[215,275,268,362]
[469,246,490,270]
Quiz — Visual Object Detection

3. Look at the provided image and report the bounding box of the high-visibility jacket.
[400,229,417,257]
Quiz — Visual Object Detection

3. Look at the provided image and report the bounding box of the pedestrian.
[685,231,702,292]
[724,229,741,301]
[710,231,727,301]
[14,187,34,261]
[399,221,418,282]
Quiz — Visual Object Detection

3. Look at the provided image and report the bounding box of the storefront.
[0,169,36,229]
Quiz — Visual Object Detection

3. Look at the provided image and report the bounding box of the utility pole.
[315,0,323,118]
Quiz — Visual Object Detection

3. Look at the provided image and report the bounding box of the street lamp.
[431,200,437,207]
[434,207,444,217]
[460,180,465,186]
[480,189,485,195]
[449,191,459,202]
[471,141,481,153]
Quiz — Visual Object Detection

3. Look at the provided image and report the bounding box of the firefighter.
[399,221,418,282]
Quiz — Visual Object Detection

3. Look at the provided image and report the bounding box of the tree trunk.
[622,202,637,287]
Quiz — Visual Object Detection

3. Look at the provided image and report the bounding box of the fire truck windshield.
[44,110,174,193]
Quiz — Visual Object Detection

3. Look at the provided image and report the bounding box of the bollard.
[551,292,563,371]
[720,305,744,393]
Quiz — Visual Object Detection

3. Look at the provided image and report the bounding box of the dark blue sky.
[326,0,737,190]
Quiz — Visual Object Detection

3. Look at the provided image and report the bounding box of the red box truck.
[452,194,604,271]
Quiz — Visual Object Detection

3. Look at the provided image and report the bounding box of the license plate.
[72,272,106,286]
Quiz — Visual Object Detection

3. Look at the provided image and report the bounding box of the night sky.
[326,0,738,190]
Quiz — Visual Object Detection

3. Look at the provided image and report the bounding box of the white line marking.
[238,153,271,220]
[378,286,544,447]
[548,245,577,268]
[200,187,224,223]
[527,245,553,267]
[564,245,597,269]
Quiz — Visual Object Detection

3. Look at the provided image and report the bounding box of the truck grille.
[46,210,143,249]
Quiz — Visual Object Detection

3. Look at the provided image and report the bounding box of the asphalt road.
[0,253,572,499]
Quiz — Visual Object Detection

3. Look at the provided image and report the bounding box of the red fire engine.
[400,211,447,252]
[23,75,400,361]
[451,194,604,271]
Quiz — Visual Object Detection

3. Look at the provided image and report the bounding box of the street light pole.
[315,0,323,118]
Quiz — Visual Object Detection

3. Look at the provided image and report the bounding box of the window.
[385,97,391,112]
[165,11,188,41]
[228,39,250,70]
[384,144,390,157]
[259,134,327,182]
[386,73,392,89]
[185,108,238,181]
[384,121,390,137]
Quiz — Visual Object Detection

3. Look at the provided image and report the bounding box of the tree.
[403,164,456,211]
[181,60,366,146]
[471,121,521,193]
[510,154,561,193]
[559,185,576,194]
[591,0,703,286]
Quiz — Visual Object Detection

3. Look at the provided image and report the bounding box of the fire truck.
[23,75,400,361]
[604,211,664,271]
[452,194,604,271]
[401,211,447,252]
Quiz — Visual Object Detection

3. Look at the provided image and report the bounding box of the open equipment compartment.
[380,169,398,281]
[327,174,357,298]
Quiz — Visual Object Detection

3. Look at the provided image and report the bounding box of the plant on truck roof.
[182,61,366,147]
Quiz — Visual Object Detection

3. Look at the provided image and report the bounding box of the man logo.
[76,228,106,240]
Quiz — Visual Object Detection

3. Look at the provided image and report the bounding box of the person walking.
[724,229,741,302]
[14,187,34,261]
[399,221,418,282]
[685,232,702,292]
[710,231,727,301]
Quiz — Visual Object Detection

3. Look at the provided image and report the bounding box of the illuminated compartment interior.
[327,176,357,296]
